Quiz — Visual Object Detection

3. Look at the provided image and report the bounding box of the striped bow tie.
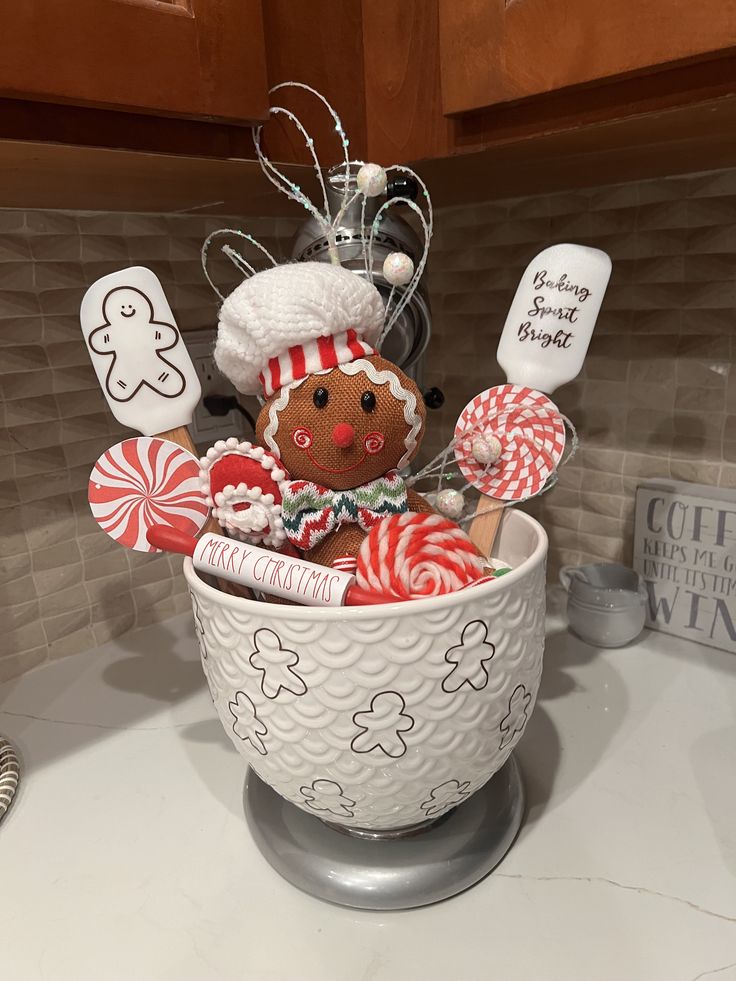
[281,471,408,551]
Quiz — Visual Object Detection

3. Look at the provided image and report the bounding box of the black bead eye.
[313,387,329,408]
[361,390,376,413]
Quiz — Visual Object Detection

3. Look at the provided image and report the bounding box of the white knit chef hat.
[214,262,386,397]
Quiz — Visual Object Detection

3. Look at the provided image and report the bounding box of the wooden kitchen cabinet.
[0,0,367,166]
[363,0,736,199]
[439,0,736,116]
[2,0,736,210]
[0,0,269,123]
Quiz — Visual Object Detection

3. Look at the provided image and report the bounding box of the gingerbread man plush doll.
[212,261,432,568]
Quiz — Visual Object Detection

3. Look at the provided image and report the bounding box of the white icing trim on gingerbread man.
[261,360,421,468]
[337,359,422,468]
[262,376,307,457]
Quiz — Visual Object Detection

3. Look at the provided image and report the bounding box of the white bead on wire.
[436,488,465,520]
[357,163,387,198]
[472,435,503,466]
[383,252,415,287]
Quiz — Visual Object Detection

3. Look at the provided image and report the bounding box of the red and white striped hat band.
[258,328,377,398]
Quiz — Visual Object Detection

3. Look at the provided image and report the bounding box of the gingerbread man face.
[103,286,153,327]
[255,355,426,490]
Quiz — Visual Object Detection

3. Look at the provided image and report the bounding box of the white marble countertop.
[1,590,735,981]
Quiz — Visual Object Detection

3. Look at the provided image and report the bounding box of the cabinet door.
[2,0,269,123]
[440,0,736,115]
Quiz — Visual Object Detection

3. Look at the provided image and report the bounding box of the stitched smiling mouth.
[305,448,369,475]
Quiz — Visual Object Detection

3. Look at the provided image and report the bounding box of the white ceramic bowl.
[184,510,547,831]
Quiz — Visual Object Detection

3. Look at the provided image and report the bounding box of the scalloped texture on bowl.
[184,510,547,831]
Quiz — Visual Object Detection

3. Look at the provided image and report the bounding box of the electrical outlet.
[192,354,238,440]
[184,330,248,447]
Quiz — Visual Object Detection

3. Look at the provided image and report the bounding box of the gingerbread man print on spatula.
[80,267,201,440]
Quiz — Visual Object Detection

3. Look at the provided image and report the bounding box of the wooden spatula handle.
[157,426,253,597]
[468,496,505,561]
[157,425,197,455]
[157,425,221,537]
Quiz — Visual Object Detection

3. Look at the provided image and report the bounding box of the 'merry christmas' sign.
[633,481,736,653]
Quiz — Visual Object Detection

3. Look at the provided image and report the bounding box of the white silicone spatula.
[81,266,225,545]
[496,243,612,396]
[80,266,201,455]
[467,243,612,556]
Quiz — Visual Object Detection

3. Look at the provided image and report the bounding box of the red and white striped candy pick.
[332,555,358,574]
[356,512,485,600]
[454,384,565,502]
[89,437,209,551]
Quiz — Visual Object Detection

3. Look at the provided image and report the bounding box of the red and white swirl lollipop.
[89,436,209,552]
[356,512,485,600]
[454,384,565,502]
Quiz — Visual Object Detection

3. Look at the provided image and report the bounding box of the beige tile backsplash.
[0,209,298,683]
[421,167,736,581]
[2,165,736,681]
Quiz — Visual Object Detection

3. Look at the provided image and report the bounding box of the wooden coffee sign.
[633,480,736,653]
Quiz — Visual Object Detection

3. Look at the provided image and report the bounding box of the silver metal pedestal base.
[244,756,525,910]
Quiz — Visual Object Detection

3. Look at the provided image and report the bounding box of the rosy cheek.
[292,427,313,450]
[364,432,385,455]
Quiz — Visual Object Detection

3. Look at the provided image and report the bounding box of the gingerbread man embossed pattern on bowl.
[185,509,547,831]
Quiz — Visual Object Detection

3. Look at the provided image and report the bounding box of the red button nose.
[332,423,355,448]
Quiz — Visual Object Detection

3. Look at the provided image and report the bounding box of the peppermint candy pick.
[89,437,209,551]
[454,384,566,502]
